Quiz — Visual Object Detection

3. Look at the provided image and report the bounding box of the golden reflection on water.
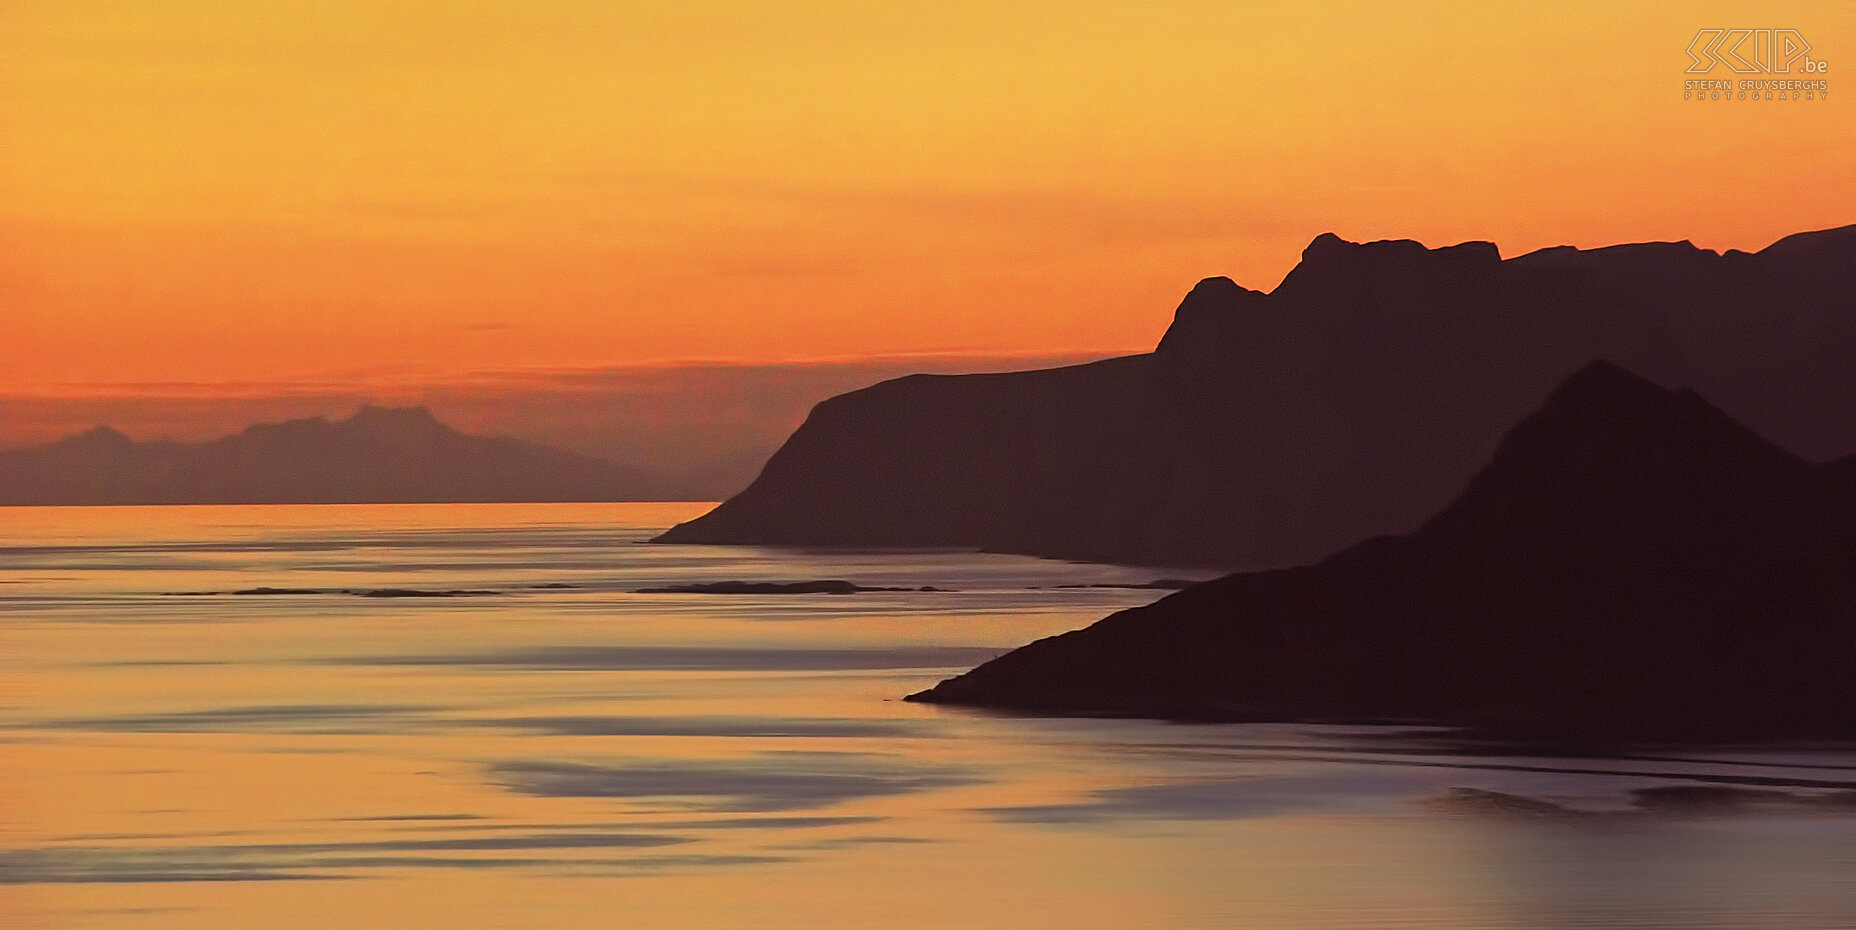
[5,504,1856,929]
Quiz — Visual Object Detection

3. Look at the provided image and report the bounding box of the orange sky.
[3,0,1851,391]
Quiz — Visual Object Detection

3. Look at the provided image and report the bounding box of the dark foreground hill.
[906,362,1856,742]
[0,406,688,505]
[660,226,1856,569]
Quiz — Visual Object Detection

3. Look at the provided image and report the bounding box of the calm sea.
[4,503,1856,929]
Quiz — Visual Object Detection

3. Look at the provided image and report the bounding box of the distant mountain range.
[908,362,1856,741]
[0,406,689,505]
[659,225,1856,570]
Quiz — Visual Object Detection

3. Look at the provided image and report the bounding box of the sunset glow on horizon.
[5,0,1851,391]
[7,7,1856,924]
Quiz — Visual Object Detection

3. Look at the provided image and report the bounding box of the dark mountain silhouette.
[906,362,1856,741]
[0,406,689,505]
[658,225,1856,569]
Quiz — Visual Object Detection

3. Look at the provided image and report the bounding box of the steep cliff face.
[657,354,1156,548]
[907,363,1856,742]
[659,225,1856,570]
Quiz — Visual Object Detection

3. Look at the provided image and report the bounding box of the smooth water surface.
[5,503,1856,929]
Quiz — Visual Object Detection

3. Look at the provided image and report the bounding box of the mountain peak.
[1276,234,1503,296]
[0,404,687,504]
[1154,276,1267,355]
[1536,358,1669,409]
[908,359,1856,737]
[1298,232,1424,266]
[1301,231,1352,260]
[62,425,134,450]
[1297,234,1501,266]
[1466,358,1798,486]
[1477,360,1761,476]
[1413,361,1814,562]
[342,405,447,432]
[78,424,130,441]
[1172,275,1255,316]
[1186,275,1242,297]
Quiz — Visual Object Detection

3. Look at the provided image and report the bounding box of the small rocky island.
[635,580,947,594]
[908,362,1856,742]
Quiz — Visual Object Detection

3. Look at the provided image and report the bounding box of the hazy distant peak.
[226,406,447,441]
[351,403,433,417]
[345,404,441,426]
[1,400,689,504]
[63,425,134,449]
[235,415,334,440]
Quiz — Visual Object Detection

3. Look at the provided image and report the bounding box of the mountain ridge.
[660,224,1856,569]
[0,406,690,505]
